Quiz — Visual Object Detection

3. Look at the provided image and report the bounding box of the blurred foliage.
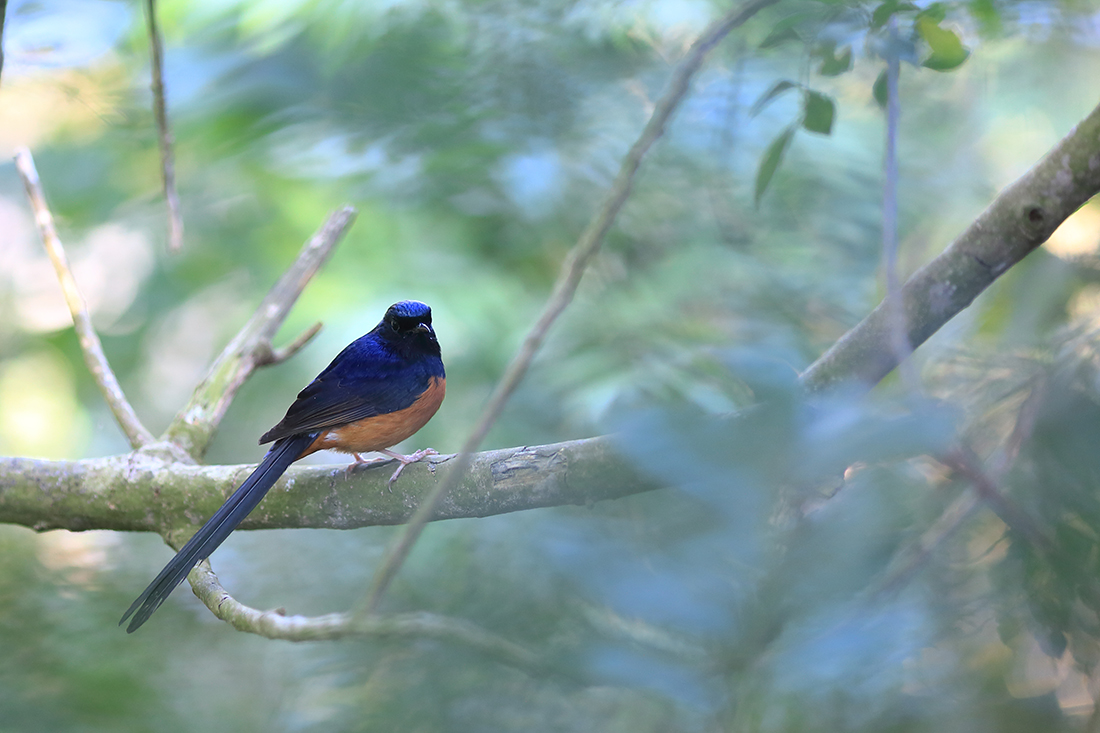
[3,0,1100,730]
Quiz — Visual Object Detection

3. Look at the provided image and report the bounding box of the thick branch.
[360,0,781,615]
[801,99,1100,390]
[162,207,355,459]
[14,147,156,449]
[0,437,655,533]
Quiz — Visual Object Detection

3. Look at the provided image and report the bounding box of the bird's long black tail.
[120,433,315,633]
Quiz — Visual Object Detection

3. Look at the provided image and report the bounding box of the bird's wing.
[259,362,428,444]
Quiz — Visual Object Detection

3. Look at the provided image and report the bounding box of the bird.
[120,300,445,633]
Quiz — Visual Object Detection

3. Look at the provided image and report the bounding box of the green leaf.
[760,25,801,49]
[759,12,816,49]
[871,0,918,29]
[754,124,797,207]
[916,16,970,71]
[916,2,947,23]
[968,0,1003,35]
[802,91,835,135]
[873,69,888,109]
[750,80,799,117]
[818,46,852,76]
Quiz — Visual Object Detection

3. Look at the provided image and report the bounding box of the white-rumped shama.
[120,300,445,633]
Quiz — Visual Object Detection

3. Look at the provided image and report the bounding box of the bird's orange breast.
[301,376,446,458]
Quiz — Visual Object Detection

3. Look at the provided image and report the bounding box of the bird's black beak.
[414,322,435,338]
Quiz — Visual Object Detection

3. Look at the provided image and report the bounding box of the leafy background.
[2,0,1100,730]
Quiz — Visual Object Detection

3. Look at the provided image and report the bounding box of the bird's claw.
[382,448,439,491]
[345,453,384,477]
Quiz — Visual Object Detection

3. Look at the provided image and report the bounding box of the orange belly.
[300,376,445,457]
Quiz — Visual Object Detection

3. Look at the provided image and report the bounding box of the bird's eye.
[389,318,401,332]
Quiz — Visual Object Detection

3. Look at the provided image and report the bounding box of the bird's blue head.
[388,300,432,321]
[378,300,439,357]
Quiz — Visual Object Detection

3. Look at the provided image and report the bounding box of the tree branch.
[882,17,917,390]
[801,99,1100,391]
[0,0,7,88]
[940,445,1053,552]
[0,437,655,533]
[184,559,561,676]
[359,0,782,616]
[162,206,356,460]
[254,322,323,367]
[875,376,1045,596]
[13,147,156,449]
[144,0,183,252]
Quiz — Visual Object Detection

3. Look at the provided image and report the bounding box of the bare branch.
[358,0,781,616]
[162,207,356,460]
[579,603,709,662]
[0,437,652,533]
[801,99,1100,391]
[254,322,323,367]
[13,148,156,449]
[882,17,917,391]
[183,559,559,675]
[941,446,1052,552]
[993,375,1045,476]
[876,379,1048,596]
[0,0,7,87]
[144,0,183,252]
[876,489,980,597]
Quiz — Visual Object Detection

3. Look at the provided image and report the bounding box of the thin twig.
[874,377,1047,596]
[579,602,708,662]
[0,0,7,88]
[357,0,781,616]
[144,0,183,252]
[991,375,1045,476]
[942,446,1052,552]
[14,147,155,449]
[882,17,916,390]
[187,560,560,676]
[876,488,980,597]
[162,207,356,459]
[255,322,323,367]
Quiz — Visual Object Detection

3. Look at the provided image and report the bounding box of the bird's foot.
[345,453,385,476]
[381,448,438,490]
